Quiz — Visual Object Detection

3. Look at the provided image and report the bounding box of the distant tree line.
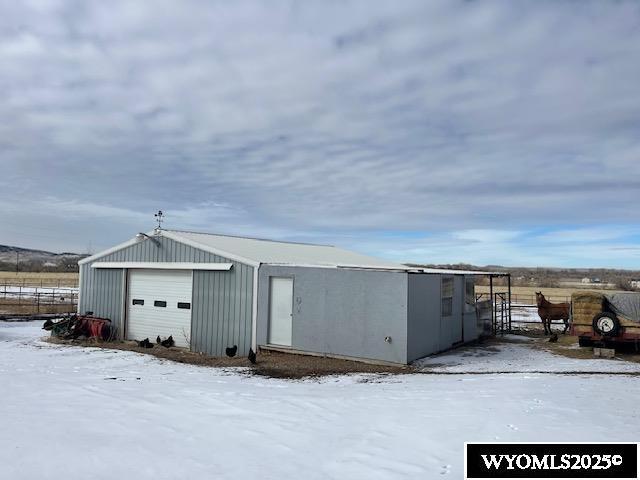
[0,258,83,273]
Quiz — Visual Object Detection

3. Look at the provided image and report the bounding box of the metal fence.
[476,292,571,333]
[0,284,78,316]
[0,277,78,289]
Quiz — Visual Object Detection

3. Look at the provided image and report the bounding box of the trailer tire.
[592,312,620,337]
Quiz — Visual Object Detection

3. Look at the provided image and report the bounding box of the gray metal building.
[78,229,486,364]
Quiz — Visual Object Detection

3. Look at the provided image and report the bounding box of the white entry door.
[268,277,293,346]
[127,269,192,347]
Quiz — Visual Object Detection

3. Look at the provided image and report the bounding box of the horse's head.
[535,291,544,306]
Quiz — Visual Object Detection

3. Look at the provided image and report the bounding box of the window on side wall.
[441,277,453,317]
[465,277,475,313]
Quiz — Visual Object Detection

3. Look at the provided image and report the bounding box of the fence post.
[507,274,512,332]
[489,275,494,333]
[36,293,40,314]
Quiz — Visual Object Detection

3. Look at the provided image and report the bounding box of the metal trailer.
[571,291,640,348]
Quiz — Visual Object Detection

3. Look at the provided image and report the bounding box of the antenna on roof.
[154,210,164,230]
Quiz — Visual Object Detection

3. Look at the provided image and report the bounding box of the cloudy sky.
[1,1,639,268]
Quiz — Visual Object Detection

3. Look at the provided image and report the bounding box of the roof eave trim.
[92,262,233,271]
[263,262,409,271]
[409,268,507,276]
[78,230,156,265]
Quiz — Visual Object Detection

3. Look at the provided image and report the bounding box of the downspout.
[251,263,260,352]
[77,263,83,314]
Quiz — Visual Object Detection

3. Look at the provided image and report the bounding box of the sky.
[1,0,639,268]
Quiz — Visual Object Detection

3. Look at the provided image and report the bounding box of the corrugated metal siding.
[256,265,408,364]
[406,273,441,362]
[406,273,482,362]
[79,236,253,356]
[192,267,253,357]
[78,263,124,332]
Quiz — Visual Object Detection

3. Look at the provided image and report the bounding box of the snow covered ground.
[2,321,640,480]
[416,335,640,373]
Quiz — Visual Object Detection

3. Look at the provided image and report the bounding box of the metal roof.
[160,230,408,270]
[79,228,509,275]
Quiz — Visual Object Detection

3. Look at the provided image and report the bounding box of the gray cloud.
[1,0,639,267]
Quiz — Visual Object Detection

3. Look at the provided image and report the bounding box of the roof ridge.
[163,229,335,248]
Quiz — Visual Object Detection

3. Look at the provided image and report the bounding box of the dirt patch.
[251,349,408,379]
[45,336,411,379]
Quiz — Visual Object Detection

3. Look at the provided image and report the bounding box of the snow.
[511,303,540,326]
[2,321,640,480]
[415,338,640,373]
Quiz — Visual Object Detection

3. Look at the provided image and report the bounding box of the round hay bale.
[573,307,602,314]
[572,291,605,304]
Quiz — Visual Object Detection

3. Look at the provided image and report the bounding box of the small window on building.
[154,300,167,308]
[177,302,191,310]
[465,277,475,313]
[442,277,453,317]
[132,299,144,306]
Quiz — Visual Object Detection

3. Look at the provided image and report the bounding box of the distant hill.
[407,262,640,291]
[0,245,87,272]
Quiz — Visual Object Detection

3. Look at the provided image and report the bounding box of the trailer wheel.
[578,336,593,347]
[592,312,620,337]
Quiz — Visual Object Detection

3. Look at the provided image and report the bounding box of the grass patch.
[0,298,75,315]
[0,271,78,287]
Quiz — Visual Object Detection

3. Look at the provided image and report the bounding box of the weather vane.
[154,210,164,229]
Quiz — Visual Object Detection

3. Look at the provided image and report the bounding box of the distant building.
[581,277,591,284]
[631,280,640,290]
[582,277,602,284]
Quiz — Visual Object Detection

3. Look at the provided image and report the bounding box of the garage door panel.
[127,269,192,348]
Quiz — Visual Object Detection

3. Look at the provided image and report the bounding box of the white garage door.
[127,269,192,348]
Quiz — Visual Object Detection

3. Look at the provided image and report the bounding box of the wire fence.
[0,284,78,316]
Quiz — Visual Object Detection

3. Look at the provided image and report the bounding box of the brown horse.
[535,292,570,335]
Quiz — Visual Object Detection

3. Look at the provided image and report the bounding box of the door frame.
[267,275,294,347]
[124,268,194,347]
